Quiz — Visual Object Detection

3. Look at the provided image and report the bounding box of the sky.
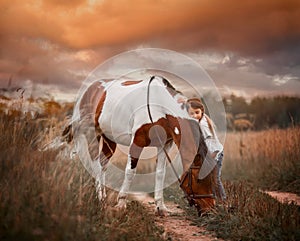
[1,0,300,100]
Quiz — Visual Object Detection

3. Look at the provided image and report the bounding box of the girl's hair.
[187,98,215,136]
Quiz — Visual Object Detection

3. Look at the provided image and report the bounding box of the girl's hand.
[211,151,219,159]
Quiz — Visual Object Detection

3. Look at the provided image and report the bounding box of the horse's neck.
[168,117,200,173]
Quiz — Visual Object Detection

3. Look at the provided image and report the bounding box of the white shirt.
[199,114,223,154]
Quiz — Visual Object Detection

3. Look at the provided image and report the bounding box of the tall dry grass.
[166,180,299,241]
[224,127,300,194]
[164,127,300,241]
[0,112,164,241]
[2,106,299,241]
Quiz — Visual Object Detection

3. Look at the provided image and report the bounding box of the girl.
[187,98,226,201]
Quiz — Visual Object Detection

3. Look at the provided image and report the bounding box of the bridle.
[179,163,215,208]
[147,76,215,210]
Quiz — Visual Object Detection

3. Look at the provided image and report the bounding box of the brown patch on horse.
[134,115,216,214]
[79,81,105,118]
[133,116,177,148]
[72,81,106,160]
[99,134,117,167]
[61,82,106,144]
[121,80,143,86]
[129,116,178,168]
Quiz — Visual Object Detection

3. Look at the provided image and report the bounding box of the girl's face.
[188,107,203,120]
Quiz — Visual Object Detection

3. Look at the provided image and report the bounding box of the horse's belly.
[99,121,133,146]
[98,107,134,146]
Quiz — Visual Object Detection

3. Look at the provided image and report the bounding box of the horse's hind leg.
[116,143,143,209]
[95,136,116,200]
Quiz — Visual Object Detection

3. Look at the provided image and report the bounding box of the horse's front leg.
[116,143,142,209]
[154,143,172,216]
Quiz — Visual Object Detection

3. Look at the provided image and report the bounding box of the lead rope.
[146,76,182,185]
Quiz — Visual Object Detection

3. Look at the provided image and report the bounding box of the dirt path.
[131,191,300,240]
[264,191,300,205]
[132,193,220,241]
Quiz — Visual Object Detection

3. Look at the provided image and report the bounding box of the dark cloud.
[0,0,300,96]
[0,37,82,88]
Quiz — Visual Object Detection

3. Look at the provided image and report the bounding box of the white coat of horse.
[66,76,216,215]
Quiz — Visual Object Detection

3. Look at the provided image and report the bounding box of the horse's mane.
[161,77,183,95]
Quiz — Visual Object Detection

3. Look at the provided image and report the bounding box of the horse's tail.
[62,123,73,143]
[39,120,74,153]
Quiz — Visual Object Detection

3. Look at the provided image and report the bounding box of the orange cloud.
[1,0,300,90]
[1,0,300,53]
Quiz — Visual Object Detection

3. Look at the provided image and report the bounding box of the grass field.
[0,113,163,241]
[223,128,300,194]
[0,110,299,241]
[165,127,300,241]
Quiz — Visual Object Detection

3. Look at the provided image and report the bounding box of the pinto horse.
[64,76,217,215]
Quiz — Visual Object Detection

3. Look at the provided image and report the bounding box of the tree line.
[223,95,300,130]
[1,93,300,131]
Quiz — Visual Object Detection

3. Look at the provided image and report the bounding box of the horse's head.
[179,152,217,215]
[177,119,217,215]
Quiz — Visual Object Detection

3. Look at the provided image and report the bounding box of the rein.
[147,76,182,184]
[146,76,215,207]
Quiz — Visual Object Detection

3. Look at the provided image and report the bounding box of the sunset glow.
[1,0,300,99]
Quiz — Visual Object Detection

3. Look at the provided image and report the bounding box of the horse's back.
[98,78,189,146]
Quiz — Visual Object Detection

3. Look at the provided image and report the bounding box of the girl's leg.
[216,151,226,201]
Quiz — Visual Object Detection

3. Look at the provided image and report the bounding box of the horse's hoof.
[98,196,106,202]
[97,192,107,201]
[115,199,127,210]
[156,207,169,217]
